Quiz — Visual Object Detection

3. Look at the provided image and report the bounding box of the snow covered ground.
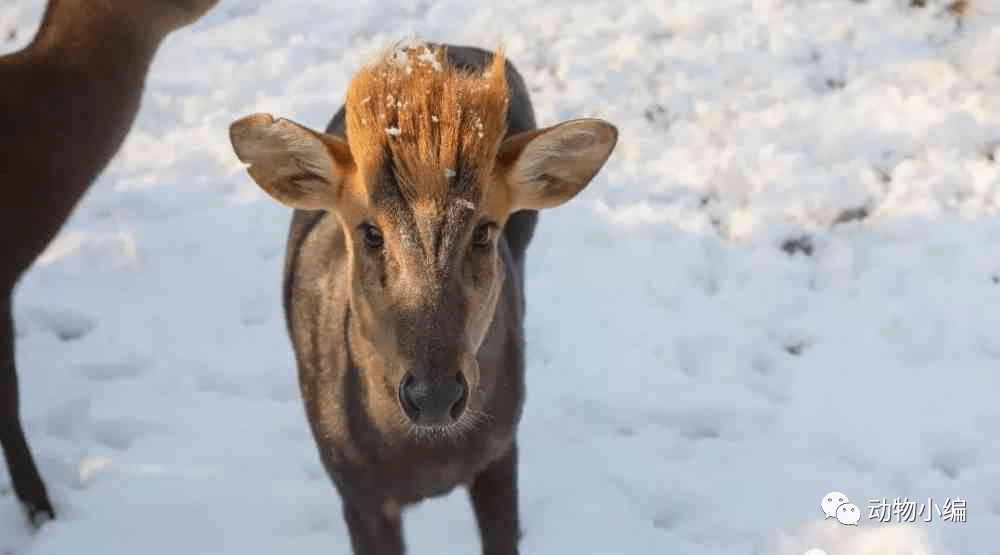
[3,0,1000,553]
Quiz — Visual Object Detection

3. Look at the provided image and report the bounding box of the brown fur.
[229,42,617,555]
[0,0,218,526]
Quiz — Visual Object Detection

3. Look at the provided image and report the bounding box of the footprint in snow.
[559,398,638,439]
[783,335,812,357]
[91,418,158,451]
[929,451,971,480]
[609,476,696,533]
[931,459,960,479]
[77,355,150,382]
[677,417,721,441]
[44,396,91,441]
[18,305,98,342]
[924,429,979,480]
[646,407,724,441]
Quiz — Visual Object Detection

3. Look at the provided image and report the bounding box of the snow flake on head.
[390,47,411,68]
[417,46,443,72]
[453,197,475,211]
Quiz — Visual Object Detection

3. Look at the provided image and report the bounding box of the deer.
[228,42,617,554]
[1,0,219,526]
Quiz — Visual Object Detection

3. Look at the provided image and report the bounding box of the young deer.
[229,43,617,554]
[0,0,218,525]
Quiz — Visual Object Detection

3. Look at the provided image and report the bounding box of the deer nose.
[399,373,467,425]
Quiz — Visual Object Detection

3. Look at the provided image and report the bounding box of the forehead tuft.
[343,42,510,205]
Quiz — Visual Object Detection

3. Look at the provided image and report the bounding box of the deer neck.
[0,0,177,223]
[24,0,168,72]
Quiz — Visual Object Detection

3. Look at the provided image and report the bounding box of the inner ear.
[229,113,355,210]
[499,118,618,211]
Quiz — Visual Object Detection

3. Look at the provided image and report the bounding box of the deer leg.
[341,498,405,555]
[0,291,54,525]
[470,443,520,555]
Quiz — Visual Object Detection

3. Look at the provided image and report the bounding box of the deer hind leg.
[0,291,55,526]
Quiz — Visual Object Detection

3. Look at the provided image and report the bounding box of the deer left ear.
[498,118,617,212]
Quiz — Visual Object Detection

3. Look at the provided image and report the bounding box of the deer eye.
[361,223,383,249]
[472,222,494,248]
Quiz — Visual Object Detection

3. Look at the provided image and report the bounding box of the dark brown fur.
[0,0,218,525]
[230,42,617,555]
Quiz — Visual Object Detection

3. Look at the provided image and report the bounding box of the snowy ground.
[3,0,1000,553]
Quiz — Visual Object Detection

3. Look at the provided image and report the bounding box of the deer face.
[228,46,616,433]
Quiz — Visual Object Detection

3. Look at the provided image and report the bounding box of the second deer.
[1,0,219,525]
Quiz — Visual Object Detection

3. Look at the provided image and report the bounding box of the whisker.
[397,407,493,444]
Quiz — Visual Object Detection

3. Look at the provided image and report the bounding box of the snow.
[417,46,444,72]
[3,0,1000,553]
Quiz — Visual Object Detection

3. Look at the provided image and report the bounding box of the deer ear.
[498,119,617,211]
[229,113,355,210]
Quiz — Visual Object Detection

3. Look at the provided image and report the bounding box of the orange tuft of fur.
[344,42,509,205]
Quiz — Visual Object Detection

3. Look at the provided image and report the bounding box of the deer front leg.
[470,443,520,555]
[0,291,55,526]
[341,497,405,555]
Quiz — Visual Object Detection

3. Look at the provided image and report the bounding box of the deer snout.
[398,373,468,426]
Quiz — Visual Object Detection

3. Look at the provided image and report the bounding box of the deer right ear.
[497,118,617,212]
[229,113,355,210]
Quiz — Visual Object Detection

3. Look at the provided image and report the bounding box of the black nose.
[399,373,467,425]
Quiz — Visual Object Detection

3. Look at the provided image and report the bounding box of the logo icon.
[837,503,861,526]
[821,491,859,525]
[821,491,849,520]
